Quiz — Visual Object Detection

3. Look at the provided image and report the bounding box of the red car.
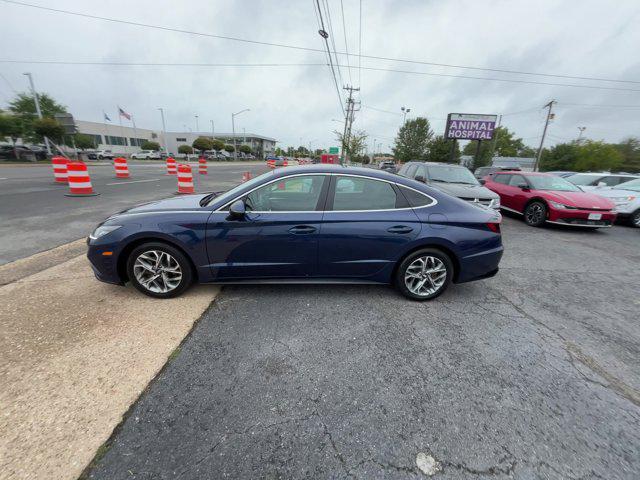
[483,171,616,228]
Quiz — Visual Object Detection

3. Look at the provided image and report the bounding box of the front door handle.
[387,225,413,234]
[288,225,317,234]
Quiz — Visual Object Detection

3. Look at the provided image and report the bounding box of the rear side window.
[399,186,435,208]
[508,175,527,187]
[332,176,398,210]
[493,174,511,184]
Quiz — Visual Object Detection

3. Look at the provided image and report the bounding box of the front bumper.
[87,238,125,285]
[547,208,616,228]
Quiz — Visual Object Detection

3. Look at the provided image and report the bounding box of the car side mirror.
[518,184,530,191]
[597,181,606,187]
[228,200,246,220]
[414,175,426,183]
[479,179,486,185]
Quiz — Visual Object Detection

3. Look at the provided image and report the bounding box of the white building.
[75,120,277,158]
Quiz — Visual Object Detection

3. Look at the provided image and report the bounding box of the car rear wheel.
[395,248,453,301]
[524,201,547,227]
[126,242,193,298]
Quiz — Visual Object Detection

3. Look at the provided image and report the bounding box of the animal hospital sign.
[444,113,498,140]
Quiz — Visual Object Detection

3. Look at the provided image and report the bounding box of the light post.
[158,107,168,156]
[195,114,199,132]
[401,106,411,125]
[577,126,586,143]
[231,108,250,161]
[23,72,51,155]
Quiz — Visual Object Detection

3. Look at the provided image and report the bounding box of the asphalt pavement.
[0,161,268,264]
[86,217,640,480]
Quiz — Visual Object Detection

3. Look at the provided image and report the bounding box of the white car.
[95,149,114,160]
[593,178,640,227]
[131,150,161,160]
[566,172,640,191]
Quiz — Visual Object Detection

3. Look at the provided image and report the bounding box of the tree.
[427,135,459,163]
[211,139,225,151]
[462,126,533,169]
[32,118,65,143]
[615,137,640,173]
[192,136,213,152]
[141,140,160,151]
[393,117,433,163]
[275,146,284,156]
[224,144,235,153]
[239,145,252,154]
[334,129,367,160]
[73,133,96,150]
[8,92,66,142]
[574,140,623,172]
[539,143,579,171]
[0,112,24,158]
[178,145,194,155]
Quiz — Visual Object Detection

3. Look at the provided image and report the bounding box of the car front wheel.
[126,242,193,298]
[630,209,640,228]
[524,201,547,227]
[395,248,453,301]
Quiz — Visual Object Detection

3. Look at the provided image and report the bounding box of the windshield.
[202,170,275,207]
[614,178,640,192]
[566,173,601,185]
[428,165,478,185]
[528,175,581,192]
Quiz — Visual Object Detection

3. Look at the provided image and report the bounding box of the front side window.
[508,175,527,187]
[615,179,640,192]
[493,174,511,184]
[415,165,427,179]
[244,175,325,212]
[566,174,600,186]
[402,164,418,178]
[332,176,398,211]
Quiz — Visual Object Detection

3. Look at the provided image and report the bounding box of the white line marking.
[106,179,164,186]
[0,177,8,180]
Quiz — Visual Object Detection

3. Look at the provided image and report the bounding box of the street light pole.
[158,108,168,156]
[231,108,250,162]
[401,106,411,125]
[23,72,51,155]
[577,126,586,143]
[210,120,215,141]
[195,114,199,132]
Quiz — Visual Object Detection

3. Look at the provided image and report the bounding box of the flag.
[103,112,111,122]
[118,106,131,120]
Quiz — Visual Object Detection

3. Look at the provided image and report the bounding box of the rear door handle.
[288,225,317,234]
[387,225,413,234]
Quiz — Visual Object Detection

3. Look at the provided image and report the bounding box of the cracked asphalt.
[86,217,640,479]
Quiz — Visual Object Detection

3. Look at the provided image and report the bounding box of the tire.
[98,155,103,160]
[630,209,640,228]
[524,201,547,227]
[395,248,453,301]
[126,242,193,298]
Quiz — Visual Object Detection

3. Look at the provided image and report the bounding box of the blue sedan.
[87,165,503,300]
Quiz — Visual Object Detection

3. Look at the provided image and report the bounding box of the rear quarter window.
[398,186,435,208]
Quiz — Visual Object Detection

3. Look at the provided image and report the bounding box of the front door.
[318,175,421,278]
[206,174,328,280]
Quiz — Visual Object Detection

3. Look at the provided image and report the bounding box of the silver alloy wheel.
[526,203,545,224]
[633,211,640,227]
[133,250,183,294]
[404,256,447,297]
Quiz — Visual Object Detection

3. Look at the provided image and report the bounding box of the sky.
[1,0,640,153]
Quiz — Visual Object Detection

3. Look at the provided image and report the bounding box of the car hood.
[544,190,615,209]
[117,193,210,215]
[429,182,499,200]
[590,188,639,199]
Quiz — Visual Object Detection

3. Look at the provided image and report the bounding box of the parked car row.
[0,144,48,160]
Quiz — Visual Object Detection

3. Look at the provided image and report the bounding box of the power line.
[358,0,362,91]
[0,60,328,67]
[3,0,638,86]
[322,0,344,88]
[557,102,640,109]
[339,0,352,85]
[314,0,346,116]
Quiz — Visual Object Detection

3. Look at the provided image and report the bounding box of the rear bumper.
[456,246,503,284]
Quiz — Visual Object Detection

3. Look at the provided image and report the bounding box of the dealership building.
[75,120,277,157]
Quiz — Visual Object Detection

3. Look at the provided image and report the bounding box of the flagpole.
[117,106,126,153]
[103,110,110,148]
[132,116,138,149]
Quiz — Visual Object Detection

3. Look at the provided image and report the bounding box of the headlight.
[89,225,122,240]
[489,198,500,209]
[549,200,566,209]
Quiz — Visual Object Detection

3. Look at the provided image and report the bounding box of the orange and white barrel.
[113,157,130,178]
[177,164,195,194]
[51,156,69,184]
[198,157,207,175]
[65,162,98,196]
[166,157,177,175]
[267,159,275,169]
[242,171,252,183]
[283,159,288,167]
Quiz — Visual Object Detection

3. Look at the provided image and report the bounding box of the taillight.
[486,222,501,233]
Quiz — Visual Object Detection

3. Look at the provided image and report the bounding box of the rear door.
[317,175,423,278]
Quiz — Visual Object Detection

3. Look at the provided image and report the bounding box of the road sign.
[444,113,497,140]
[329,146,339,154]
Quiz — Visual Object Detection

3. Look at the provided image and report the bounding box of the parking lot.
[83,216,640,479]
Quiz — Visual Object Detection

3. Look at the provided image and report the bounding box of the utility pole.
[158,108,168,155]
[23,72,51,155]
[577,126,586,143]
[210,120,215,141]
[341,85,360,165]
[231,109,250,162]
[488,114,502,159]
[534,100,556,172]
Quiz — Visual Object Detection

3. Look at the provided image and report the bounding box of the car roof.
[269,164,413,183]
[405,161,465,167]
